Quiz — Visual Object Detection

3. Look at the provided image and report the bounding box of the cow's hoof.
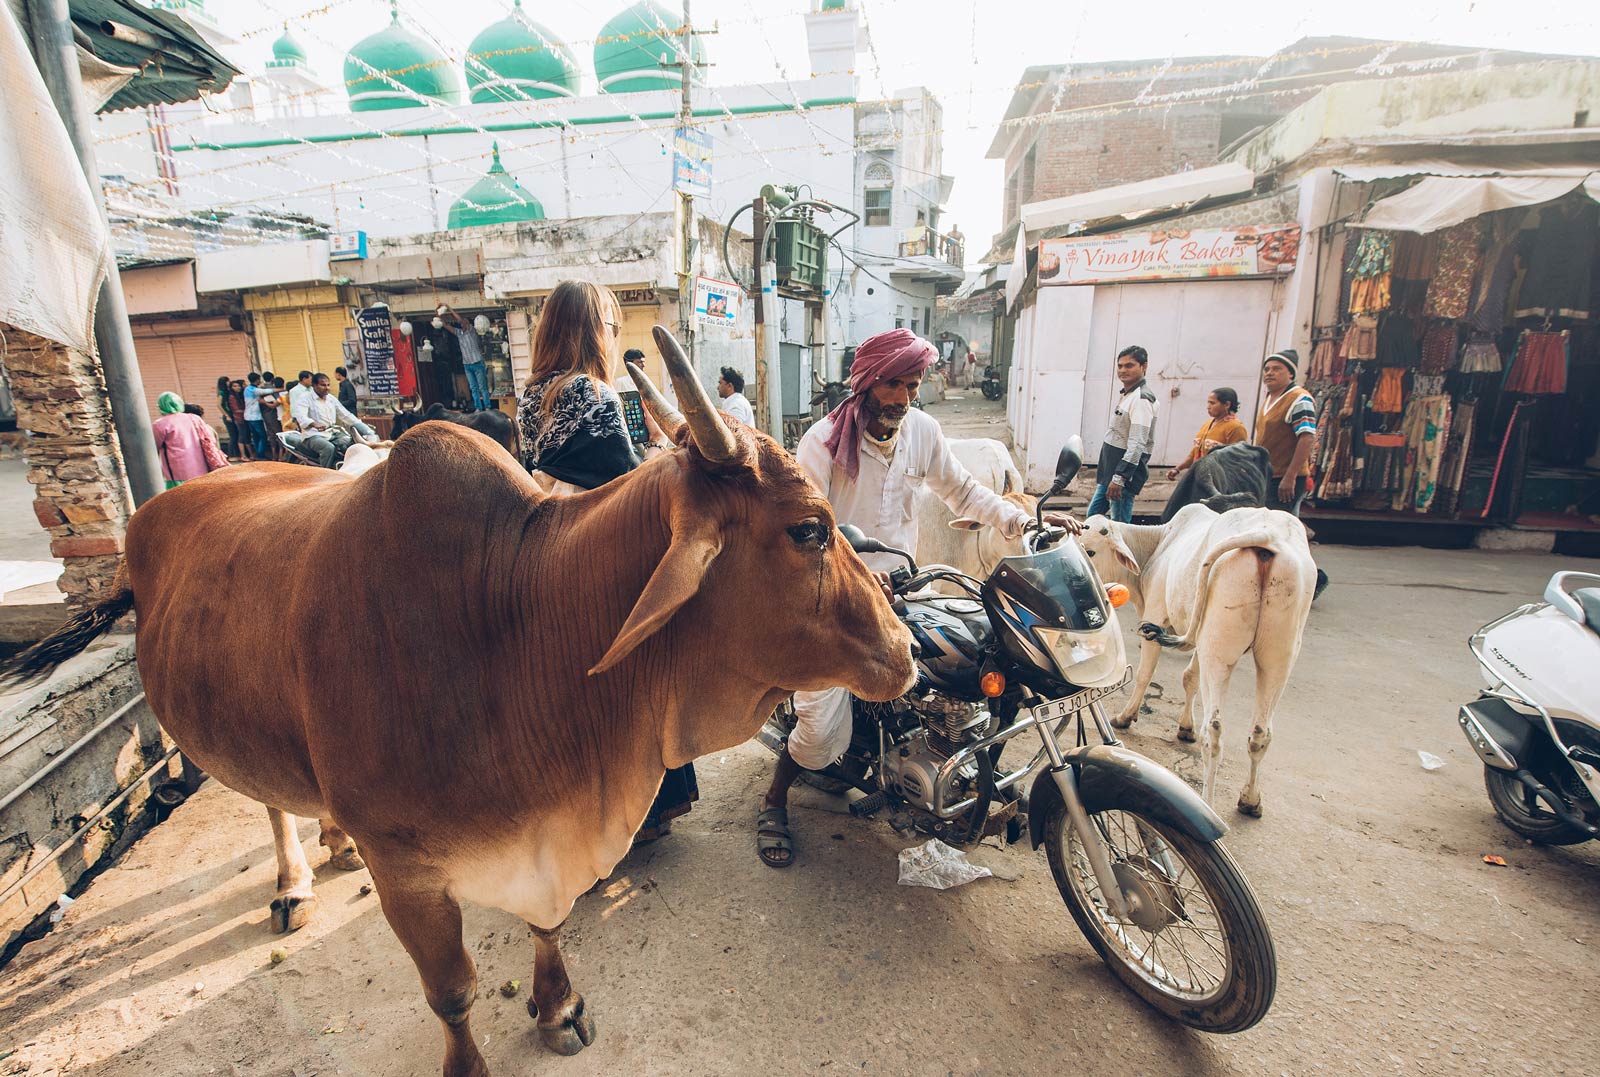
[1236,799,1263,818]
[1109,713,1135,730]
[536,997,596,1056]
[269,893,317,933]
[1177,727,1197,743]
[328,848,366,871]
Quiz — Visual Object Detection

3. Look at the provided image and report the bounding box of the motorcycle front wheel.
[1043,804,1276,1033]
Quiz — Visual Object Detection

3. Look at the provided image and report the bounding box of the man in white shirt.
[755,328,1080,869]
[286,370,315,426]
[292,373,363,467]
[716,366,755,427]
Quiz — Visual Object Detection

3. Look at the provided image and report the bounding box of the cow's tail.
[1152,530,1277,651]
[1,564,134,684]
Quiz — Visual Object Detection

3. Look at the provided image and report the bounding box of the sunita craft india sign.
[1037,225,1301,286]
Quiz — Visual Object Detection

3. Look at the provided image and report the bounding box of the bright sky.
[207,0,1596,264]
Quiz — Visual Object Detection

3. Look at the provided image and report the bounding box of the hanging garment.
[1315,387,1354,500]
[1391,232,1439,314]
[1467,215,1523,333]
[1515,200,1598,321]
[1342,314,1380,361]
[1435,400,1477,516]
[1413,374,1447,397]
[1396,394,1452,513]
[1347,231,1395,314]
[1503,330,1570,395]
[1309,335,1344,382]
[1419,323,1459,374]
[1459,340,1503,374]
[1423,218,1486,320]
[1375,314,1420,368]
[1371,367,1407,414]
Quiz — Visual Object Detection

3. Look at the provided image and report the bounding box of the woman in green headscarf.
[152,392,229,489]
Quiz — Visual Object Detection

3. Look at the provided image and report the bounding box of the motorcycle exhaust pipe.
[1511,768,1600,838]
[755,724,786,757]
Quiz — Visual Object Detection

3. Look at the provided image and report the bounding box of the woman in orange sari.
[1167,387,1248,481]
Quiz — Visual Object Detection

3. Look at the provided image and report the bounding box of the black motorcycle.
[980,363,1004,400]
[760,438,1276,1033]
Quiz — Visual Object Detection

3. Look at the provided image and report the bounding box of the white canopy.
[1353,166,1600,234]
[1019,162,1255,236]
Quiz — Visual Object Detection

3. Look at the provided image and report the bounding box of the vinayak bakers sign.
[1037,225,1301,286]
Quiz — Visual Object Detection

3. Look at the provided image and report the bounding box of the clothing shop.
[1300,166,1600,539]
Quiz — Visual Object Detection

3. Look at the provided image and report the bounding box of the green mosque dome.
[466,0,581,102]
[593,0,705,95]
[268,26,308,68]
[448,144,547,229]
[344,2,464,112]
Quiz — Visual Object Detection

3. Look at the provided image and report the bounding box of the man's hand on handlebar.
[1041,511,1084,535]
[874,571,894,602]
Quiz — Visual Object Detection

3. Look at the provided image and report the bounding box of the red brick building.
[984,36,1567,260]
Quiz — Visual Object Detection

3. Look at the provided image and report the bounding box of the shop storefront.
[1300,167,1600,540]
[122,262,253,433]
[244,285,357,378]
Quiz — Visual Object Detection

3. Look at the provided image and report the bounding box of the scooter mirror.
[1054,436,1084,489]
[838,524,888,554]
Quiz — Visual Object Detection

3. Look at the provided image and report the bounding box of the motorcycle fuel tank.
[902,596,992,698]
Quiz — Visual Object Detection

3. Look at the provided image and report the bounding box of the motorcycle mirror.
[838,524,888,554]
[1054,436,1084,489]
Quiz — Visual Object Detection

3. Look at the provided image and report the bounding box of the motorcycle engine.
[880,691,996,812]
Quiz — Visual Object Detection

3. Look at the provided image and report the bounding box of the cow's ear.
[1109,530,1142,576]
[590,526,722,676]
[947,518,984,532]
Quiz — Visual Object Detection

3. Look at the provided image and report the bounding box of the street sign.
[672,127,712,198]
[693,275,740,328]
[355,305,399,396]
[329,230,368,261]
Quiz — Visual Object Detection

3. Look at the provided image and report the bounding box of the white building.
[94,0,962,378]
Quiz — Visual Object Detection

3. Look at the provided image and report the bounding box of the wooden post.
[751,196,769,432]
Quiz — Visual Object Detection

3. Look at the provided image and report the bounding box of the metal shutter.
[307,307,351,375]
[134,337,179,422]
[170,332,251,432]
[257,310,310,377]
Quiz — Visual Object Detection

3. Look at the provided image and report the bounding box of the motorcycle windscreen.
[983,543,1126,688]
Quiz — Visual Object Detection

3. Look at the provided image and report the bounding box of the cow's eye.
[1085,549,1096,557]
[787,520,830,549]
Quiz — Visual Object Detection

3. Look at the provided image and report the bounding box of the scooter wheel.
[1483,765,1592,845]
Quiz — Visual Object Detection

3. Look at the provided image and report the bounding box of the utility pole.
[26,0,164,507]
[672,1,697,373]
[751,195,769,432]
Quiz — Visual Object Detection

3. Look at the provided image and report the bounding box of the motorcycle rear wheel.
[1044,804,1275,1034]
[1483,765,1592,845]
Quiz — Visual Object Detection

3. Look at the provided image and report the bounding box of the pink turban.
[822,328,937,480]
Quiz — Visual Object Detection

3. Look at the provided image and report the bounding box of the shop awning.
[1019,162,1255,236]
[1351,166,1600,234]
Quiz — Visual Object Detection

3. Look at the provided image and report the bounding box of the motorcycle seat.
[1577,587,1600,635]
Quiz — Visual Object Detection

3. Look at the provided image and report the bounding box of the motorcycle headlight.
[1034,627,1126,688]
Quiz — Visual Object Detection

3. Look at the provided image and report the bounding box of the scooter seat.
[1577,587,1600,635]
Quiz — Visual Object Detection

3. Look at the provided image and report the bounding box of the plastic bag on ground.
[896,838,994,890]
[1418,751,1446,771]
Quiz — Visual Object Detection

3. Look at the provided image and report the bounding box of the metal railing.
[897,229,965,267]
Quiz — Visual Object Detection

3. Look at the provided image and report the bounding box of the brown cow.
[6,327,914,1076]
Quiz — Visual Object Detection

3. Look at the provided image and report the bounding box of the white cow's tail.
[1156,530,1277,651]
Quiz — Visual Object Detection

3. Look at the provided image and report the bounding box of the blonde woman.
[516,279,666,492]
[515,280,689,842]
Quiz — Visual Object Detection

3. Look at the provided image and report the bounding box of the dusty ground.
[4,547,1600,1076]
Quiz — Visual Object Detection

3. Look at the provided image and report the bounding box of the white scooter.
[1458,571,1600,845]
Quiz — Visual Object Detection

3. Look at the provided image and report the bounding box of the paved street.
[3,543,1597,1076]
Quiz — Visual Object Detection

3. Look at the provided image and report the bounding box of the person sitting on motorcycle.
[292,372,365,468]
[757,327,1082,868]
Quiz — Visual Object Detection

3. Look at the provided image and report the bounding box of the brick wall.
[3,324,134,607]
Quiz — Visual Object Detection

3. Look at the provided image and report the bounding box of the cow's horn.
[624,359,684,439]
[652,325,737,463]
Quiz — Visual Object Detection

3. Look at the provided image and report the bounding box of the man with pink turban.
[755,328,1081,868]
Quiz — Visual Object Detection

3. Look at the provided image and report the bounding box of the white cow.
[1079,504,1315,816]
[914,438,1035,588]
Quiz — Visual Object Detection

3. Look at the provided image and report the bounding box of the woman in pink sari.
[151,392,229,488]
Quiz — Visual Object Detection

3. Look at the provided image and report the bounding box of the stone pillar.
[2,323,133,607]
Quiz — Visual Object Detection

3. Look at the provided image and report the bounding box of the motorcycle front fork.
[1031,699,1179,922]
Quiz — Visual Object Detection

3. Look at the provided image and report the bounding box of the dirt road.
[3,543,1598,1076]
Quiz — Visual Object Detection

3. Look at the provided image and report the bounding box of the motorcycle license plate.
[1032,672,1131,723]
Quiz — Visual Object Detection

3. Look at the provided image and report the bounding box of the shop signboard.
[1037,225,1301,287]
[672,126,712,198]
[329,230,368,261]
[692,275,740,327]
[355,305,399,397]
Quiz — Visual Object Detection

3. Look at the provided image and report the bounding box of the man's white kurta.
[786,407,1030,769]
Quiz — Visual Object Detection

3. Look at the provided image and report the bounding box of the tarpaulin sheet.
[0,1,109,355]
[1357,171,1600,234]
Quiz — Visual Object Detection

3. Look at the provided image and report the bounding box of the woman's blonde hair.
[528,280,620,418]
